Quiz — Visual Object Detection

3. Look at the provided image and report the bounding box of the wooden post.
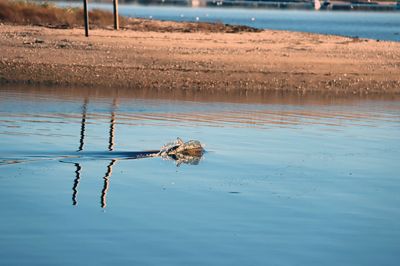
[83,0,89,37]
[113,0,119,30]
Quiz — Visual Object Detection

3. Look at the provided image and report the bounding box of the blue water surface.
[1,86,400,265]
[57,2,400,41]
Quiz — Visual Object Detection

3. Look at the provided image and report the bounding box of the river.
[57,2,400,41]
[1,85,399,265]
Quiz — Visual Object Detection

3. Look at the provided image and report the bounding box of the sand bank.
[0,24,399,94]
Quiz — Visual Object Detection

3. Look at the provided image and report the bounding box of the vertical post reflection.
[101,159,117,209]
[72,163,82,206]
[102,98,118,208]
[108,98,117,151]
[78,98,88,152]
[72,97,120,208]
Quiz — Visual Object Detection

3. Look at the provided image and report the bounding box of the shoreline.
[58,1,400,12]
[1,24,399,95]
[2,83,400,105]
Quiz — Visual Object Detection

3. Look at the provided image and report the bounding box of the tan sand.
[0,24,399,94]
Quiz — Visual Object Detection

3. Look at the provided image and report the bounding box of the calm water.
[1,86,400,265]
[58,2,400,41]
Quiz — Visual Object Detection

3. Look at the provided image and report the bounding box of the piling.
[83,0,89,37]
[113,0,119,30]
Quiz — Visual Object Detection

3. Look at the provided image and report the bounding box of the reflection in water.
[167,153,202,166]
[101,159,117,209]
[3,84,399,104]
[108,98,117,152]
[72,98,120,208]
[72,163,81,206]
[102,99,118,208]
[68,101,204,206]
[77,98,88,152]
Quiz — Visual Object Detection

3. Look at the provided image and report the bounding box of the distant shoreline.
[1,24,399,95]
[53,1,400,42]
[59,0,400,12]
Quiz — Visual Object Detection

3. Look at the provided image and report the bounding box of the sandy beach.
[1,24,399,94]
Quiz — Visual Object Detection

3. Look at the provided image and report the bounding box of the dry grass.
[0,0,127,28]
[0,0,260,33]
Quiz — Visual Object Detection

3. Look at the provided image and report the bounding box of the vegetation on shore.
[0,0,128,28]
[0,0,260,32]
